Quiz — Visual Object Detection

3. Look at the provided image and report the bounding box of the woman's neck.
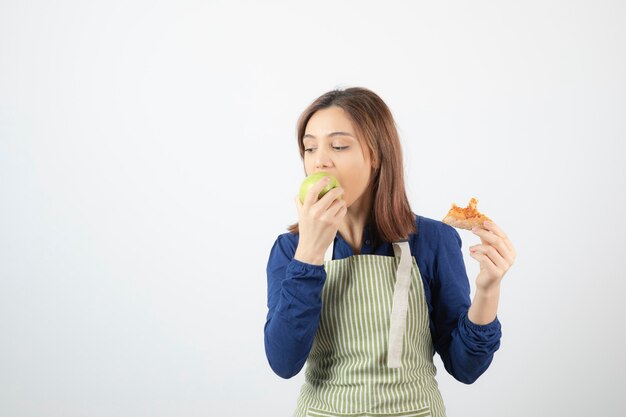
[338,188,373,253]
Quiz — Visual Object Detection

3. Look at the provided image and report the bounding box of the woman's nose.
[315,149,332,169]
[315,156,332,169]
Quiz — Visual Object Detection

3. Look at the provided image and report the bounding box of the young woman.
[264,87,516,417]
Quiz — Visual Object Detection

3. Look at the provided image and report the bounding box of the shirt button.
[365,240,371,245]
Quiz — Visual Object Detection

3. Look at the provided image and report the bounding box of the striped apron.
[293,238,446,417]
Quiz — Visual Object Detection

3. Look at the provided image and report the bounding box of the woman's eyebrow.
[303,131,355,139]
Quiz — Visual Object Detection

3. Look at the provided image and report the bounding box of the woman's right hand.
[293,176,347,265]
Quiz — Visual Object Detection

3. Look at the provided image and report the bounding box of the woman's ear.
[367,146,378,170]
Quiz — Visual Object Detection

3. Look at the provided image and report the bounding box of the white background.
[1,1,625,416]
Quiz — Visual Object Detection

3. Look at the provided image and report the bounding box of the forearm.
[440,311,502,384]
[264,309,319,378]
[467,284,501,325]
[264,258,326,378]
[432,221,504,383]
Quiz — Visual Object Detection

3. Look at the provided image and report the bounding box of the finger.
[482,221,506,238]
[314,187,345,212]
[336,203,348,219]
[326,197,347,218]
[470,244,507,271]
[303,176,333,208]
[295,195,303,215]
[472,226,511,260]
[469,249,502,275]
[482,221,514,253]
[471,226,499,246]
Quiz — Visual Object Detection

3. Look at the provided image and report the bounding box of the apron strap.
[387,240,412,368]
[324,236,334,262]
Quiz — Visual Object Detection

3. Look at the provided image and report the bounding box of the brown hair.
[286,87,416,246]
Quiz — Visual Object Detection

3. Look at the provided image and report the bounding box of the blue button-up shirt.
[264,214,501,384]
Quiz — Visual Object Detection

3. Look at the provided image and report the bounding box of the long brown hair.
[287,87,416,247]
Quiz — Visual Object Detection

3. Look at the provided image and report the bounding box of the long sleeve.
[430,222,502,384]
[264,234,326,379]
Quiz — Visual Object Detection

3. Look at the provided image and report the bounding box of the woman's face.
[303,106,375,208]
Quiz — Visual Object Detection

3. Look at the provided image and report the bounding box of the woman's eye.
[304,146,349,153]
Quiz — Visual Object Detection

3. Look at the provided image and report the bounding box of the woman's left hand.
[469,221,517,291]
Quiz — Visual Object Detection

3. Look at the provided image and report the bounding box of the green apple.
[299,172,341,204]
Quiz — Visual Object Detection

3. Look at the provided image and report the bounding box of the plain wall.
[1,1,625,415]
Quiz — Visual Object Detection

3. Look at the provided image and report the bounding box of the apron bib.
[293,238,446,417]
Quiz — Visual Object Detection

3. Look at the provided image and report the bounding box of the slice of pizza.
[442,197,493,230]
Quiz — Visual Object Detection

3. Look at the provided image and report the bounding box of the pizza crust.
[442,197,492,230]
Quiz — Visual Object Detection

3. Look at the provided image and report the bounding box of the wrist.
[468,285,501,325]
[294,247,324,266]
[467,307,497,326]
[475,283,501,298]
